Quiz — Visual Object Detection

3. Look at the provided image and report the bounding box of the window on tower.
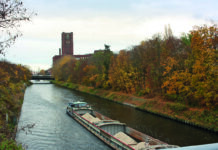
[65,34,70,44]
[66,40,70,44]
[66,34,70,40]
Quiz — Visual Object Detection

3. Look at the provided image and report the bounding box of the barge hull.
[67,110,135,150]
[93,111,167,145]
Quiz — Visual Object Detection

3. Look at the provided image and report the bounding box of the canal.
[16,83,218,149]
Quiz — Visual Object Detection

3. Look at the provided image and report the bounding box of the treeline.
[53,24,217,109]
[0,60,31,149]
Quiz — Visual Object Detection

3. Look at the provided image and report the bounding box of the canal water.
[16,83,218,149]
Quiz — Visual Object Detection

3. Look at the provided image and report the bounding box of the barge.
[66,101,178,150]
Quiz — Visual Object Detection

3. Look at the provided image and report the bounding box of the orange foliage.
[0,61,31,84]
[162,24,217,108]
[52,24,217,109]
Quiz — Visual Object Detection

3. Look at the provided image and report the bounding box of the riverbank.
[52,80,218,133]
[0,82,30,150]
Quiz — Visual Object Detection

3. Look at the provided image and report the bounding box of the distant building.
[62,32,74,55]
[52,32,92,65]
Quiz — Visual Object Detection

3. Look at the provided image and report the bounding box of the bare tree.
[164,24,173,40]
[0,0,34,55]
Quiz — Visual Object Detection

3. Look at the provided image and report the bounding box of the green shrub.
[137,88,150,96]
[68,83,78,89]
[0,137,23,150]
[107,94,115,100]
[168,103,188,112]
[63,83,69,87]
[165,94,177,101]
[89,89,98,94]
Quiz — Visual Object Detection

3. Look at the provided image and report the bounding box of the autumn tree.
[0,0,34,55]
[69,59,88,83]
[109,50,137,93]
[0,66,9,86]
[189,24,217,107]
[82,64,98,86]
[51,24,217,109]
[52,56,76,81]
[162,24,217,108]
[0,60,31,150]
[0,61,31,83]
[181,33,192,47]
[88,49,113,88]
[38,69,45,75]
[131,36,163,95]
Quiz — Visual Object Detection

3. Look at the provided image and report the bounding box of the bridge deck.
[31,75,55,80]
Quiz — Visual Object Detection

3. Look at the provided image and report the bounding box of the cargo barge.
[66,101,178,150]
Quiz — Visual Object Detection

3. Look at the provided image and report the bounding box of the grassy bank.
[0,82,30,150]
[52,80,218,132]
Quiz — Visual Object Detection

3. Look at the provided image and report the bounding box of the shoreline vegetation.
[0,61,31,150]
[52,80,218,133]
[52,24,217,133]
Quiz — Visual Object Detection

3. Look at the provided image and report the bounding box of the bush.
[0,136,23,150]
[167,103,188,112]
[68,83,78,89]
[165,94,177,101]
[137,88,150,96]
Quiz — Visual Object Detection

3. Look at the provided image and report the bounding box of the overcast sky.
[2,0,218,71]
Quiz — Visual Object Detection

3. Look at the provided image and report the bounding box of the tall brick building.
[53,32,92,64]
[62,32,73,55]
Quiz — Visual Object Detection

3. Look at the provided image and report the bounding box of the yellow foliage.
[53,55,76,81]
[162,24,217,108]
[109,51,137,93]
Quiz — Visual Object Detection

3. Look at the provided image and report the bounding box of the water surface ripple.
[16,83,218,149]
[16,84,111,150]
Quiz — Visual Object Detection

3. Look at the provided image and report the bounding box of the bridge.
[31,75,55,80]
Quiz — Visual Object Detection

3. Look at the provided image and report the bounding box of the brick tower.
[62,32,73,55]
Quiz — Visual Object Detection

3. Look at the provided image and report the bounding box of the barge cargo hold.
[66,101,178,150]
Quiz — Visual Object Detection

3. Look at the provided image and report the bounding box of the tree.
[0,0,34,55]
[38,69,45,75]
[70,59,88,83]
[52,56,76,81]
[88,49,113,88]
[109,50,136,93]
[162,24,218,108]
[164,24,173,40]
[130,36,163,95]
[0,60,31,84]
[181,33,192,47]
[189,24,217,108]
[82,64,98,86]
